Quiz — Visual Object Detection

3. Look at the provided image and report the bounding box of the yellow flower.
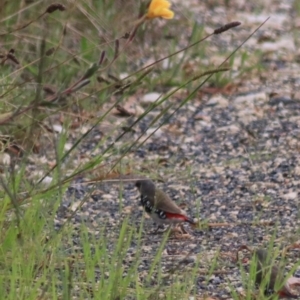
[146,0,174,19]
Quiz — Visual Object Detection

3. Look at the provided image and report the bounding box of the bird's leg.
[149,224,165,234]
[155,224,165,232]
[151,224,174,234]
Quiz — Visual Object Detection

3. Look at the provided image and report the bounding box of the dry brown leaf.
[112,96,144,117]
[287,276,300,287]
[114,104,133,117]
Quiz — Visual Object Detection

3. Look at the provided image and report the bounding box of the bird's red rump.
[165,212,188,221]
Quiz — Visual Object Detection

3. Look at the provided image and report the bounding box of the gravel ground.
[19,0,300,298]
[54,89,300,298]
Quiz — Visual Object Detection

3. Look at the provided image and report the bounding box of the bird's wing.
[154,189,186,215]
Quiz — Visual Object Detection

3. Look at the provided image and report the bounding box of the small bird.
[135,179,196,229]
[254,249,298,298]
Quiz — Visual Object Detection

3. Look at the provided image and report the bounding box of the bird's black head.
[135,180,142,189]
[135,180,155,194]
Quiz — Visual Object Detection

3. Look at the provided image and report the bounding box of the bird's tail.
[185,216,196,225]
